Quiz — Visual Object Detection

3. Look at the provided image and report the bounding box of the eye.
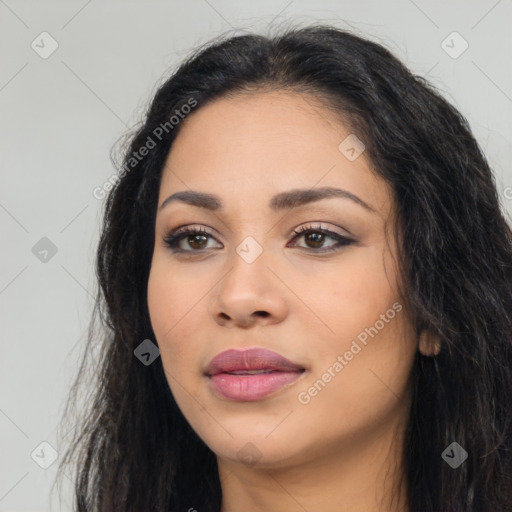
[162,223,354,255]
[288,224,354,253]
[162,226,221,253]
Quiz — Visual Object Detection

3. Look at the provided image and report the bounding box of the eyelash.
[162,224,354,255]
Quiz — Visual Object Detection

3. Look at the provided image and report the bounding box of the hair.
[54,23,512,512]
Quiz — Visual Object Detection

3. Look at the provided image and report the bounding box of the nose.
[209,245,288,329]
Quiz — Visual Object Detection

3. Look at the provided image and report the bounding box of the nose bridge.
[234,232,267,266]
[209,231,285,325]
[226,233,269,290]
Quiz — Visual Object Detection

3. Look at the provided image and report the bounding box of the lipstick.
[205,348,305,401]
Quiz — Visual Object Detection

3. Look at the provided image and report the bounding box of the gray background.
[1,1,511,510]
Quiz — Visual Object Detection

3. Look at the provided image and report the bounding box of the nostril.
[255,311,270,318]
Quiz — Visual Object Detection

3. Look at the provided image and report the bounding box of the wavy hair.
[55,24,512,511]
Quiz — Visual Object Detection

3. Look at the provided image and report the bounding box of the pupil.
[307,232,323,248]
[189,235,207,249]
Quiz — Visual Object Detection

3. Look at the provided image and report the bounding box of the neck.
[217,414,410,512]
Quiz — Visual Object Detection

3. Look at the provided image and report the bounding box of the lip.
[205,348,306,401]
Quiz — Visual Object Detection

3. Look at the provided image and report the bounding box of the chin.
[200,426,309,469]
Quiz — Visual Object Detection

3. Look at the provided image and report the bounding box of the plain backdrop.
[1,1,511,510]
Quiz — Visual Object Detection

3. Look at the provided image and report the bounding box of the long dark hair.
[55,24,512,511]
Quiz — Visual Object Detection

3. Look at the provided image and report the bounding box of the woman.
[56,24,512,511]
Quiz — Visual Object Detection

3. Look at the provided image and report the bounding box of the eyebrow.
[159,186,377,214]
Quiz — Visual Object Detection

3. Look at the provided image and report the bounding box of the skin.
[147,90,439,512]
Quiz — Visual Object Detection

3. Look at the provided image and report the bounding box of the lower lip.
[208,371,304,401]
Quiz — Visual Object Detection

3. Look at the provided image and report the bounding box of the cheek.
[294,246,414,406]
[147,266,176,341]
[147,256,213,379]
[292,246,400,356]
[295,302,415,443]
[147,261,190,356]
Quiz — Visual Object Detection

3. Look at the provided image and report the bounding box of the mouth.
[222,369,279,375]
[205,348,306,401]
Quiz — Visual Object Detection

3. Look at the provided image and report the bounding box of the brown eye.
[187,234,208,250]
[304,231,325,249]
[290,224,354,253]
[163,224,354,255]
[163,227,221,253]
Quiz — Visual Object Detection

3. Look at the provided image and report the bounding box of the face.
[147,90,419,470]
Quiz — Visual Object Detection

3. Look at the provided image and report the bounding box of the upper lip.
[205,348,305,376]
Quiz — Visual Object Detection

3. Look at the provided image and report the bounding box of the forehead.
[159,91,393,220]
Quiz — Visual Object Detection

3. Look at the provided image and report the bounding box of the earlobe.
[418,329,441,356]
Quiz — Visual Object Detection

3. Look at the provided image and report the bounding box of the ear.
[418,329,441,356]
